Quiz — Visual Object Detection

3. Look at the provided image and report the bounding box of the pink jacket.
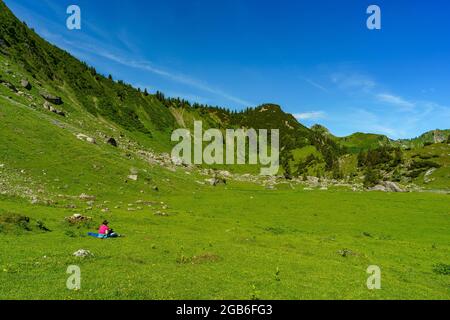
[98,224,110,235]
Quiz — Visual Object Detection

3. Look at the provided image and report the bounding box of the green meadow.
[1,181,449,300]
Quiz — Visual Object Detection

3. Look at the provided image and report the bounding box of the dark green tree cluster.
[357,146,403,170]
[358,146,405,187]
[309,131,345,175]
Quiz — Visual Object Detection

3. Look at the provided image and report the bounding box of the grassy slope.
[338,132,391,153]
[404,143,450,190]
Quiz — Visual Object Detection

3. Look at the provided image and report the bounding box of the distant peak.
[256,104,282,112]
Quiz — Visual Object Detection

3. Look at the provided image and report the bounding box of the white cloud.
[377,93,415,109]
[294,111,326,121]
[77,48,255,107]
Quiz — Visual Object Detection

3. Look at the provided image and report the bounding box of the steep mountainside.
[0,0,449,187]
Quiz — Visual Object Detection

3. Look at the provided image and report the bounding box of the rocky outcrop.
[40,91,63,105]
[424,168,436,184]
[384,181,403,192]
[369,181,404,192]
[369,185,387,192]
[43,101,65,116]
[433,130,446,144]
[76,133,96,144]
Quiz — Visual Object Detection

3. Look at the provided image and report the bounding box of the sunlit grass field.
[1,183,449,300]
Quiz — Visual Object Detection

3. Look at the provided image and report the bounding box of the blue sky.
[5,0,450,139]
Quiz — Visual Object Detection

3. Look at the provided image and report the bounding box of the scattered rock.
[43,101,65,116]
[73,249,93,258]
[43,101,52,110]
[86,137,95,144]
[76,134,96,144]
[106,137,118,147]
[337,249,355,257]
[127,174,138,181]
[306,176,320,187]
[208,177,227,186]
[0,79,17,92]
[424,168,436,184]
[171,156,184,166]
[65,214,92,224]
[217,170,231,178]
[20,79,31,90]
[79,193,96,201]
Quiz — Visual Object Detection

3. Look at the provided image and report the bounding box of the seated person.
[98,220,119,238]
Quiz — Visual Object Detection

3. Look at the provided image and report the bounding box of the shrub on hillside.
[409,160,441,170]
[363,167,379,187]
[433,263,450,275]
[0,213,32,233]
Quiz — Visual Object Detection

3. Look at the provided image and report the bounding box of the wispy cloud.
[303,78,328,93]
[330,72,376,93]
[294,111,326,121]
[96,51,253,106]
[13,3,253,108]
[377,93,415,110]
